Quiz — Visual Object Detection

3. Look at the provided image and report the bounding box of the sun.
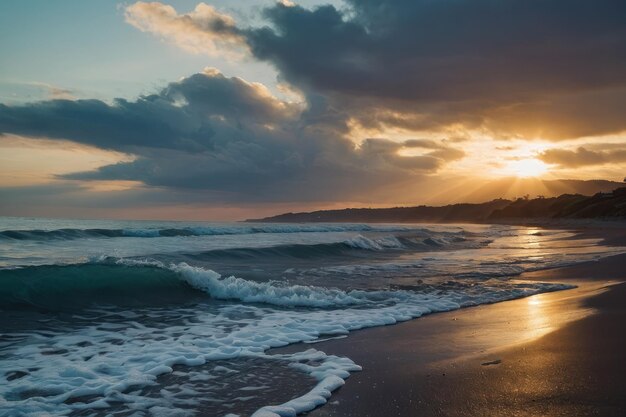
[505,158,549,178]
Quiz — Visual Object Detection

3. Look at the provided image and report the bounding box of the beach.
[3,1,626,415]
[275,230,626,417]
[2,219,625,416]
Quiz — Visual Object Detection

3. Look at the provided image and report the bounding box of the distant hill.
[248,200,512,223]
[438,179,624,204]
[248,187,626,223]
[488,187,626,220]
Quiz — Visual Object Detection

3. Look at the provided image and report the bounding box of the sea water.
[0,217,622,416]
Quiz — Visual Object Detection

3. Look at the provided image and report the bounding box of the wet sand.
[275,228,626,417]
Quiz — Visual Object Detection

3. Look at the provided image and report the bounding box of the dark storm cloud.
[540,146,626,168]
[0,70,462,202]
[3,0,625,208]
[0,98,186,150]
[240,0,626,139]
[0,71,295,152]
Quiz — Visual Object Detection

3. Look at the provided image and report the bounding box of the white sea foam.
[251,350,361,417]
[0,261,575,417]
[344,235,405,250]
[121,229,162,237]
[113,258,578,310]
[172,262,367,308]
[3,220,621,417]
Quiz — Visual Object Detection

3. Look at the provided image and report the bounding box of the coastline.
[272,228,626,417]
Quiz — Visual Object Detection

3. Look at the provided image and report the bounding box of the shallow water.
[0,217,622,416]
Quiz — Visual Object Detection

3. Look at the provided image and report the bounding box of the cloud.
[246,0,626,139]
[250,1,626,98]
[0,69,298,152]
[28,82,75,100]
[0,70,463,203]
[540,146,626,168]
[4,1,625,213]
[124,2,246,57]
[125,1,626,139]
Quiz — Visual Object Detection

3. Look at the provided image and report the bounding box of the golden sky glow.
[1,0,625,220]
[497,159,550,178]
[0,135,134,187]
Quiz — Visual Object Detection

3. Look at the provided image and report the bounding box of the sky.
[1,0,625,220]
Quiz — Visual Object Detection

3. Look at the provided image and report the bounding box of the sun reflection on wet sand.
[427,282,607,366]
[492,284,601,349]
[525,294,555,341]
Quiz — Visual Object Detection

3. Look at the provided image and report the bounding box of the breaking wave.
[0,224,415,241]
[0,256,573,312]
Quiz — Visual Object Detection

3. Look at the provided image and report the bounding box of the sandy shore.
[275,227,626,417]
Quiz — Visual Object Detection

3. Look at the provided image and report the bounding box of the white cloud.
[124,2,246,57]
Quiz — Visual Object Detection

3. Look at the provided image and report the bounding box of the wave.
[0,258,574,415]
[171,234,479,266]
[115,258,372,308]
[0,259,374,310]
[0,228,127,240]
[171,262,367,308]
[0,264,574,417]
[0,262,202,310]
[0,224,415,241]
[0,253,575,312]
[344,235,404,250]
[174,235,411,264]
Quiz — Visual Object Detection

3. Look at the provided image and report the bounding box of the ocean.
[0,217,622,416]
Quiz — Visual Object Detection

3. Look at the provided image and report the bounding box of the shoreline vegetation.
[248,187,626,224]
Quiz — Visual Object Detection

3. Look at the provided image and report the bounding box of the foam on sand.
[0,260,575,416]
[4,221,618,417]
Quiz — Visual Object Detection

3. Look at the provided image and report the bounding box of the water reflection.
[525,294,553,340]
